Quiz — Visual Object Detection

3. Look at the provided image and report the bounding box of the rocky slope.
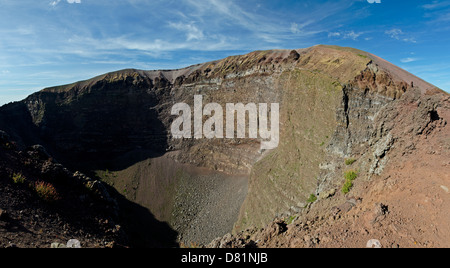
[209,87,450,248]
[0,131,126,248]
[0,131,178,248]
[0,45,448,247]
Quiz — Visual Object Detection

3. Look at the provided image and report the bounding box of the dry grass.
[34,181,60,202]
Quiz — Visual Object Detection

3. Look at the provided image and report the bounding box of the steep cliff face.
[0,45,446,246]
[234,45,439,231]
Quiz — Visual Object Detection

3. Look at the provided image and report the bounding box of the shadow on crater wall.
[0,82,180,248]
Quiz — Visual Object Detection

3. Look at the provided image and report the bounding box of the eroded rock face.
[23,73,168,163]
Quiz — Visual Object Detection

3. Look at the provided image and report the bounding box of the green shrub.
[345,170,358,181]
[345,158,356,166]
[307,194,317,203]
[12,173,26,184]
[342,180,353,194]
[342,170,358,194]
[35,181,60,202]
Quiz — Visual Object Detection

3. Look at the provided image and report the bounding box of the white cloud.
[67,34,234,55]
[291,23,301,34]
[403,37,417,43]
[291,21,315,35]
[385,28,403,39]
[344,31,363,40]
[183,0,332,44]
[50,0,61,6]
[50,0,81,6]
[169,22,205,41]
[422,1,450,25]
[422,1,450,10]
[400,57,419,63]
[385,28,416,43]
[328,30,363,40]
[185,0,280,37]
[328,32,341,37]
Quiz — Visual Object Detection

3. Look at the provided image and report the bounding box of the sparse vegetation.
[307,194,317,203]
[345,158,356,166]
[285,215,297,225]
[342,180,353,194]
[345,170,358,181]
[103,169,116,178]
[342,170,358,194]
[34,181,60,202]
[12,173,26,184]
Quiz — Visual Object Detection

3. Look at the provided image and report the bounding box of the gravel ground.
[171,172,248,245]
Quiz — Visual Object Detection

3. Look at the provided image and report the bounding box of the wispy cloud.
[183,0,286,43]
[422,1,450,10]
[345,31,364,40]
[168,22,205,41]
[290,23,301,34]
[400,57,419,63]
[328,30,364,40]
[50,0,81,6]
[421,1,450,26]
[385,28,417,43]
[328,32,341,37]
[385,28,402,39]
[65,33,236,57]
[181,0,348,45]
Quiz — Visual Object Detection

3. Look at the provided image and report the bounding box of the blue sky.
[0,0,449,105]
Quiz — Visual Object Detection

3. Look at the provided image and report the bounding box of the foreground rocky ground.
[0,132,127,248]
[0,131,178,248]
